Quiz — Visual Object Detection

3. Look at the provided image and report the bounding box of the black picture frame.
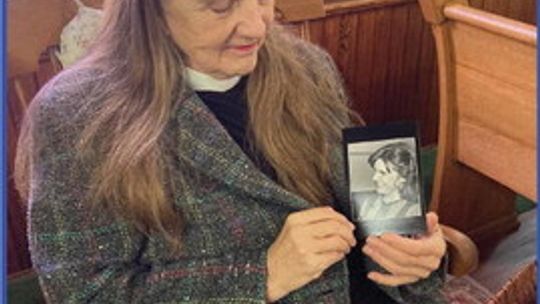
[343,121,427,239]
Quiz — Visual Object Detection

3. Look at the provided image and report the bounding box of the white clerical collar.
[185,68,241,92]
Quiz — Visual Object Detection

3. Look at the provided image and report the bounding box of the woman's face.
[162,0,275,79]
[372,159,405,196]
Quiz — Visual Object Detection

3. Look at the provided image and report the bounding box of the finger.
[425,212,440,235]
[308,220,357,247]
[367,271,419,287]
[365,237,441,271]
[287,207,354,229]
[312,235,353,254]
[362,244,432,278]
[317,251,347,273]
[377,233,446,258]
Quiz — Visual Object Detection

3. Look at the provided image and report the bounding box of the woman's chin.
[219,53,259,77]
[206,63,256,79]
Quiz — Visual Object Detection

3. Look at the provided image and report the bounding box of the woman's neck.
[185,68,241,92]
[381,191,402,204]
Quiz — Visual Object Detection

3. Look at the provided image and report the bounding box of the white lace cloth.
[56,0,103,68]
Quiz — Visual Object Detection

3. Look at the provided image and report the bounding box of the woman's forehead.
[374,159,389,170]
[162,0,209,8]
[161,0,206,14]
[189,0,225,5]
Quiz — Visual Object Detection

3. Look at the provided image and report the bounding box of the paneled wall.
[471,0,536,24]
[305,1,440,144]
[7,0,536,274]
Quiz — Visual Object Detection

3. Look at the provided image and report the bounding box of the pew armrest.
[440,224,479,277]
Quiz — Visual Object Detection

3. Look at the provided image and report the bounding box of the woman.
[354,142,422,221]
[15,0,447,302]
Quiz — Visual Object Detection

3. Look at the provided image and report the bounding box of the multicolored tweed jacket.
[27,45,446,304]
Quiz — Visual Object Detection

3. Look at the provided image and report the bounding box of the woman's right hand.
[266,207,357,302]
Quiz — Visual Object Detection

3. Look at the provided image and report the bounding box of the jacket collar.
[172,91,311,211]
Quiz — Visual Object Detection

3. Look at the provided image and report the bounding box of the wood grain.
[303,2,440,144]
[452,22,536,90]
[325,0,416,14]
[469,0,536,25]
[446,4,536,45]
[419,0,536,285]
[275,0,326,22]
[457,120,536,201]
[456,65,535,146]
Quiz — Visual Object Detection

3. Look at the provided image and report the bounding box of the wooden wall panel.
[304,2,440,144]
[469,0,536,24]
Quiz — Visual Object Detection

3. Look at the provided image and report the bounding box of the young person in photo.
[352,142,422,222]
[15,0,447,302]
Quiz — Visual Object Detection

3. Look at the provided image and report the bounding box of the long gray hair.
[16,0,356,245]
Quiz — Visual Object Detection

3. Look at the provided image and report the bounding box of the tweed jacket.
[27,50,446,304]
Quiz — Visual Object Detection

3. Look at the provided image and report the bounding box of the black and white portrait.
[343,122,426,237]
[349,139,421,222]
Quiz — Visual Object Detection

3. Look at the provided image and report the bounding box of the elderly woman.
[15,0,447,303]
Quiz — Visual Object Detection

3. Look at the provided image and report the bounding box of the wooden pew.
[419,0,536,301]
[418,0,536,252]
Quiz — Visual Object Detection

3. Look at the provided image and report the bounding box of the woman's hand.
[266,207,356,302]
[362,212,446,287]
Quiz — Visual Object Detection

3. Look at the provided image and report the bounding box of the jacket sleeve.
[26,78,269,304]
[328,145,447,304]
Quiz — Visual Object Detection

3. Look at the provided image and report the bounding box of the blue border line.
[537,5,540,304]
[0,3,535,304]
[1,0,6,302]
[536,3,540,301]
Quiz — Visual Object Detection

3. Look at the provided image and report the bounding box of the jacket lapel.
[172,92,311,211]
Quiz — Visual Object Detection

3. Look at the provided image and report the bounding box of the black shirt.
[196,77,277,181]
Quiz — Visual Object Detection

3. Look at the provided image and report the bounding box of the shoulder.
[28,66,108,134]
[25,66,113,154]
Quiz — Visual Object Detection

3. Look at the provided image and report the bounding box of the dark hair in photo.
[367,142,418,202]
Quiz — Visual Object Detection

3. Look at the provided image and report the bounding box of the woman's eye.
[209,0,236,14]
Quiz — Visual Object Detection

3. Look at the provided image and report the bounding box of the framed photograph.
[343,122,426,238]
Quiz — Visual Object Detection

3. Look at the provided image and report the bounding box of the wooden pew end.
[440,224,479,277]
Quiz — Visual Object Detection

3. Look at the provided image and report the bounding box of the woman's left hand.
[361,212,446,287]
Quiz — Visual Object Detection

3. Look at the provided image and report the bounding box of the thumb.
[425,212,439,235]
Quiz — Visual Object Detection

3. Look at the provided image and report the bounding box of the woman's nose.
[236,1,271,39]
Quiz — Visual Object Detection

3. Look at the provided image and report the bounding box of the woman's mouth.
[228,43,259,55]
